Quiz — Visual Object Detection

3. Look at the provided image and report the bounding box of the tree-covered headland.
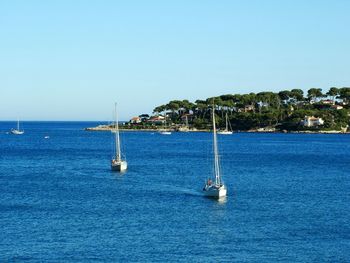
[129,87,350,132]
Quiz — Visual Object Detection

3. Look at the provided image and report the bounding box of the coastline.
[84,125,349,134]
[84,125,207,132]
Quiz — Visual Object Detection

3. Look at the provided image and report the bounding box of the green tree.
[256,92,280,109]
[166,101,181,121]
[290,89,304,101]
[195,100,208,119]
[307,88,323,100]
[326,87,340,102]
[278,90,291,101]
[153,105,166,114]
[339,87,350,103]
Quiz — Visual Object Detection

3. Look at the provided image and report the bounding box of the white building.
[147,116,166,125]
[301,116,324,127]
[331,105,343,110]
[130,116,142,124]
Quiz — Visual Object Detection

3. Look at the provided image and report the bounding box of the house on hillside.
[282,98,298,105]
[320,99,335,105]
[130,116,142,124]
[301,116,324,127]
[243,105,255,112]
[257,101,269,108]
[147,116,165,125]
[330,105,343,110]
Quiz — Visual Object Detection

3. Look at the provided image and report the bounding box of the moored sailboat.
[11,119,24,135]
[203,106,227,198]
[111,103,127,172]
[217,113,233,135]
[159,111,172,135]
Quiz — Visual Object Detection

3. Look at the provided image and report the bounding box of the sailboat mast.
[164,111,166,128]
[115,103,121,162]
[17,118,20,130]
[212,105,221,185]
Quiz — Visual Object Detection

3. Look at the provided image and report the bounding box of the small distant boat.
[111,103,127,172]
[159,130,172,135]
[203,105,227,198]
[44,136,50,139]
[218,113,233,135]
[11,119,24,135]
[159,111,172,135]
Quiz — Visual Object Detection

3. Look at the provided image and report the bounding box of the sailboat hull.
[111,160,128,172]
[217,131,232,135]
[12,119,24,135]
[11,129,24,135]
[159,131,172,135]
[203,185,227,198]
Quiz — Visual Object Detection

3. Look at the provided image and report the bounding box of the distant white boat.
[11,119,24,135]
[218,113,233,135]
[44,136,50,139]
[111,103,127,172]
[159,130,172,135]
[159,111,172,135]
[203,105,227,198]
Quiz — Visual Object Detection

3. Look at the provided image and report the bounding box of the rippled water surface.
[1,121,349,262]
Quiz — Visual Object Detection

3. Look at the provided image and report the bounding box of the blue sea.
[0,121,349,262]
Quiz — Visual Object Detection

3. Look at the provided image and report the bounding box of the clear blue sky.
[0,0,349,121]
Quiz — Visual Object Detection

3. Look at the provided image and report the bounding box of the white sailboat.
[203,106,227,198]
[159,111,172,135]
[111,103,127,172]
[11,118,24,135]
[218,113,233,135]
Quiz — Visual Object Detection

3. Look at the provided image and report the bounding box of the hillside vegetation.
[130,87,350,132]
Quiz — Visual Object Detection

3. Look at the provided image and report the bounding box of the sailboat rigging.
[203,105,227,198]
[159,111,172,135]
[111,103,127,172]
[218,113,233,135]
